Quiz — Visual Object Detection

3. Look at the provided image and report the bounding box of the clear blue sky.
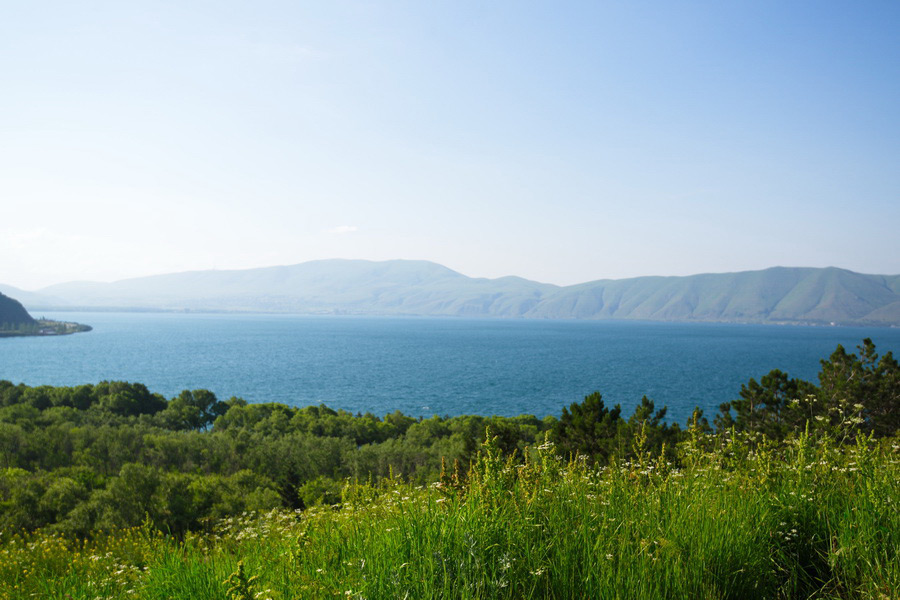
[2,1,898,289]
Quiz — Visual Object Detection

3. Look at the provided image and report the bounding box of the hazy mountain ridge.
[10,260,900,326]
[526,267,900,324]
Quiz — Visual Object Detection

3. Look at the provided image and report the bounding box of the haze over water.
[3,312,899,424]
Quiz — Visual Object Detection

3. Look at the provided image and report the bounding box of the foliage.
[224,560,261,600]
[0,380,561,535]
[717,338,899,440]
[817,338,900,437]
[715,369,817,437]
[550,391,622,462]
[0,338,896,545]
[0,431,897,599]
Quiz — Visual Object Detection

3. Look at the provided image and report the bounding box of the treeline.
[0,322,42,335]
[0,338,897,538]
[0,381,555,536]
[715,337,899,438]
[0,319,91,336]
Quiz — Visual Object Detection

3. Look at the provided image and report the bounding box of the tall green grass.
[1,431,897,599]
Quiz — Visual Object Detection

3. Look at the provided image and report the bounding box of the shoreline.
[0,319,92,338]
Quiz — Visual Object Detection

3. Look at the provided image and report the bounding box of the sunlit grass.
[1,433,897,599]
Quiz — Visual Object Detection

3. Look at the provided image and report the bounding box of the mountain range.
[4,260,900,326]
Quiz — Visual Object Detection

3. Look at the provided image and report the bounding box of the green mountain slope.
[527,267,900,324]
[0,292,37,326]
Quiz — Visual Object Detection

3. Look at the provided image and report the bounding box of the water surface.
[2,312,898,424]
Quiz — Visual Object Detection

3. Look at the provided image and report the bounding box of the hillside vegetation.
[0,339,896,536]
[0,339,898,598]
[16,260,900,325]
[2,433,896,599]
[0,293,35,330]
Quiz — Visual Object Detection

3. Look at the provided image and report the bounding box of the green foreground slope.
[1,433,897,600]
[0,338,898,598]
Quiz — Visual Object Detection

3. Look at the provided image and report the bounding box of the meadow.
[1,428,897,600]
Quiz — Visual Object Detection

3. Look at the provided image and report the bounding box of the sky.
[1,1,899,290]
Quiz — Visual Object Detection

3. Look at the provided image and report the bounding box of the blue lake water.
[2,312,899,424]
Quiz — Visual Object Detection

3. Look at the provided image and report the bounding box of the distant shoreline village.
[0,292,91,337]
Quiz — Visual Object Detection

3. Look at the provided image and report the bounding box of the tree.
[716,369,816,438]
[159,390,227,430]
[550,392,623,464]
[95,382,166,417]
[817,339,899,437]
[625,396,680,459]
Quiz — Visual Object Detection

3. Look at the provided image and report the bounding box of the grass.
[1,431,897,599]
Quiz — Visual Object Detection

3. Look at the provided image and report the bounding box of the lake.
[2,312,899,424]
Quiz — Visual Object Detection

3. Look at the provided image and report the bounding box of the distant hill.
[0,292,36,326]
[528,267,900,325]
[9,260,900,326]
[34,260,558,316]
[0,284,70,310]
